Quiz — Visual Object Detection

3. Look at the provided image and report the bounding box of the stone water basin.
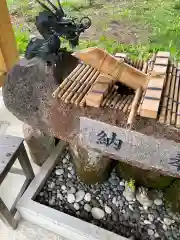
[35,147,180,240]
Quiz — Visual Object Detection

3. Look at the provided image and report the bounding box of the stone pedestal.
[70,144,113,184]
[23,124,55,166]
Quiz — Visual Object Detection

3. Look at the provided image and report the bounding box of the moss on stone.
[69,144,113,184]
[116,161,174,189]
[164,179,180,213]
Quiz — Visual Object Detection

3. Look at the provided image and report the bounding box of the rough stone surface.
[23,124,55,166]
[69,144,113,184]
[116,161,174,189]
[136,187,153,208]
[2,57,180,184]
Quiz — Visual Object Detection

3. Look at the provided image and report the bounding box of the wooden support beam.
[0,0,19,72]
[140,52,170,119]
[0,72,6,87]
[0,49,6,72]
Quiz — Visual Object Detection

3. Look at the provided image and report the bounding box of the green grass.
[7,0,180,60]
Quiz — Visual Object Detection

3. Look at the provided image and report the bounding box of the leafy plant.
[13,26,30,54]
[174,0,180,10]
[127,179,136,191]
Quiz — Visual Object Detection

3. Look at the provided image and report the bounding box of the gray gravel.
[36,148,180,240]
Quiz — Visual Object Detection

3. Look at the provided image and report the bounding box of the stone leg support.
[70,143,113,184]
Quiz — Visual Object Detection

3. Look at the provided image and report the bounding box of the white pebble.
[154,233,159,238]
[91,207,105,220]
[67,194,75,203]
[120,181,125,186]
[68,187,76,194]
[104,205,112,214]
[48,182,55,189]
[73,202,80,210]
[84,204,92,212]
[75,190,85,202]
[112,197,117,205]
[129,205,134,211]
[65,154,70,160]
[49,199,55,205]
[144,220,152,225]
[84,193,91,202]
[57,193,63,200]
[154,199,163,206]
[147,229,154,236]
[67,173,72,178]
[143,206,148,210]
[55,169,64,176]
[163,224,168,231]
[62,158,67,164]
[163,217,172,226]
[148,214,154,222]
[68,166,73,171]
[61,185,66,191]
[99,199,103,206]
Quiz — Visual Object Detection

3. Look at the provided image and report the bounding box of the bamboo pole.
[101,87,116,107]
[128,102,132,112]
[106,91,117,107]
[65,67,93,103]
[77,71,100,106]
[136,59,139,69]
[52,64,82,98]
[122,95,134,112]
[158,65,173,123]
[118,95,130,110]
[71,68,96,104]
[142,61,148,74]
[140,60,144,71]
[171,64,180,125]
[73,48,148,90]
[166,65,176,125]
[55,64,85,98]
[110,93,122,108]
[60,65,90,100]
[127,87,142,127]
[176,65,180,128]
[176,84,180,128]
[137,60,150,115]
[115,95,126,109]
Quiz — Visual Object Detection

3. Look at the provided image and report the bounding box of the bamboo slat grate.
[53,54,144,113]
[52,52,180,129]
